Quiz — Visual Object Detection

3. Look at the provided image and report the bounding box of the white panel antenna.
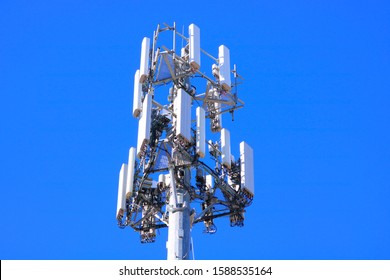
[189,24,201,71]
[139,37,150,83]
[218,45,231,92]
[205,175,213,190]
[116,163,128,220]
[133,70,142,118]
[221,128,231,169]
[126,147,136,199]
[137,93,152,158]
[240,141,254,198]
[196,107,206,158]
[164,174,171,187]
[174,89,192,143]
[208,140,213,153]
[158,174,165,188]
[158,173,171,189]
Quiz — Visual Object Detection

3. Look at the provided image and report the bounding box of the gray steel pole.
[166,168,191,260]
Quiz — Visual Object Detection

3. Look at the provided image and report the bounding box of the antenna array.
[116,23,254,259]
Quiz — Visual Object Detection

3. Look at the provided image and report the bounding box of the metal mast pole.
[167,168,191,260]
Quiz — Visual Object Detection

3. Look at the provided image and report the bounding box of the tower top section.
[117,23,254,248]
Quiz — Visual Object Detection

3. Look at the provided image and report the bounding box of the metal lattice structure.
[116,23,254,259]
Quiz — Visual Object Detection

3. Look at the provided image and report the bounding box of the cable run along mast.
[116,23,254,260]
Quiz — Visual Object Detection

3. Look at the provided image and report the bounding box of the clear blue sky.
[1,0,389,260]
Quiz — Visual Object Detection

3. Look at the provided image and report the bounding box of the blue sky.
[1,0,389,260]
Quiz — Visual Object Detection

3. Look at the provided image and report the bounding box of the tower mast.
[116,23,254,259]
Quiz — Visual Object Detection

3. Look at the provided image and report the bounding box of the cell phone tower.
[116,23,254,260]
